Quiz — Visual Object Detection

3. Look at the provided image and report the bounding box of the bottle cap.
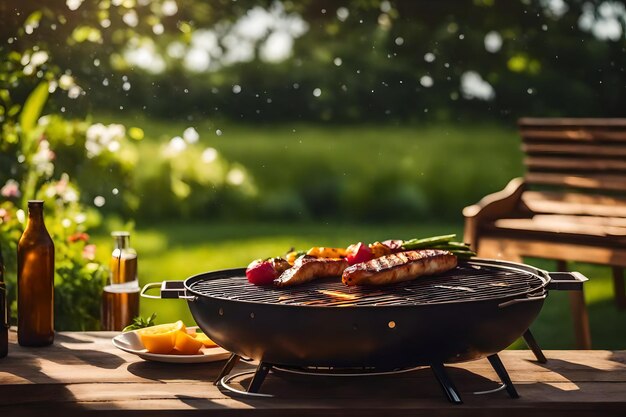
[111,231,130,238]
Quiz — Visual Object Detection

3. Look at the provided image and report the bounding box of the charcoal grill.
[142,258,587,404]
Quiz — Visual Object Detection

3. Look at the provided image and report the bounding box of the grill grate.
[188,261,546,307]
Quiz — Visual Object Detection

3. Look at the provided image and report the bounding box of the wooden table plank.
[1,330,625,417]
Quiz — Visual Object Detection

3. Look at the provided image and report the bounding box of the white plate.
[112,327,231,363]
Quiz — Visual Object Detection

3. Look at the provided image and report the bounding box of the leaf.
[8,104,21,117]
[19,81,49,136]
[123,313,158,332]
[0,88,10,103]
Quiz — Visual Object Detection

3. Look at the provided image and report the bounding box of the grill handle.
[140,281,196,301]
[498,292,547,308]
[546,271,588,291]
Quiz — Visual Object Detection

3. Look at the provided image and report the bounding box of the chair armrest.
[463,177,526,219]
[463,177,526,250]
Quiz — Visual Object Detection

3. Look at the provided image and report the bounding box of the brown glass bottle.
[18,200,54,347]
[1,244,8,358]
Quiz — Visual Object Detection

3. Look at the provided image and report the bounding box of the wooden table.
[1,330,625,416]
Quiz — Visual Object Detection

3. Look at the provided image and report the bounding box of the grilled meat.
[342,249,457,286]
[274,256,349,287]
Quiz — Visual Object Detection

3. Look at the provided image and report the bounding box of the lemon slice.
[174,331,204,355]
[136,320,185,336]
[137,320,185,354]
[194,333,218,348]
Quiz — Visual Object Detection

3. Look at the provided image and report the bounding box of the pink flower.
[1,179,21,198]
[82,244,96,261]
[55,174,69,195]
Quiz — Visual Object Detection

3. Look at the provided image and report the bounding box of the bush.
[132,137,257,222]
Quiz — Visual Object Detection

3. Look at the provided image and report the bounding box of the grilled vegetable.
[246,260,276,285]
[285,250,305,265]
[402,234,456,249]
[346,242,374,265]
[401,235,475,259]
[306,247,348,258]
[368,241,394,258]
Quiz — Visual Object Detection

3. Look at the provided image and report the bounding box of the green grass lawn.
[96,113,525,221]
[94,221,626,350]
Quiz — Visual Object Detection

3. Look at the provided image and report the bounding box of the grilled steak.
[274,256,349,287]
[342,249,457,286]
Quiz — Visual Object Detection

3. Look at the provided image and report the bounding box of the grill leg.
[522,329,547,363]
[248,362,273,393]
[487,354,519,399]
[430,363,463,404]
[214,353,241,385]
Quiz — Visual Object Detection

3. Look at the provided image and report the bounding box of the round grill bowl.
[181,259,552,369]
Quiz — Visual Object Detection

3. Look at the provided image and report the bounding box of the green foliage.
[62,2,626,120]
[5,1,626,123]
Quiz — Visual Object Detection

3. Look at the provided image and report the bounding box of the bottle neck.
[26,203,45,228]
[114,236,130,250]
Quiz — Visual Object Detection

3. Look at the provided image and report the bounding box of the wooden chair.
[463,118,626,349]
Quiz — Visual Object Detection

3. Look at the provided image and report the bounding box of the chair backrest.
[519,118,626,194]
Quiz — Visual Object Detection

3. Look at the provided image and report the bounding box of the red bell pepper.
[346,242,374,265]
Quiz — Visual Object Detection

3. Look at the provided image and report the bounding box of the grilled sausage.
[274,256,349,287]
[342,249,457,286]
